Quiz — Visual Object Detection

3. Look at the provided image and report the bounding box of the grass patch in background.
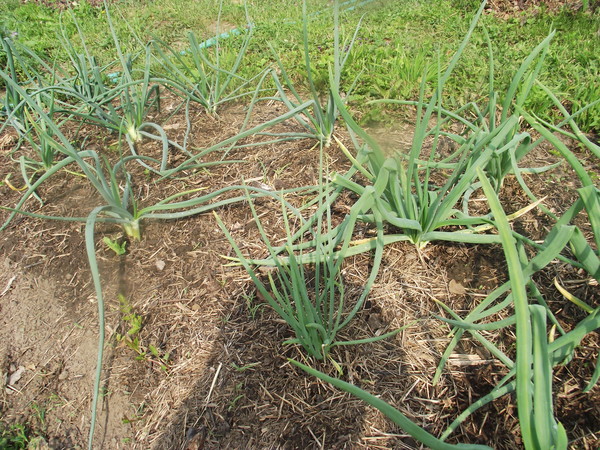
[1,0,598,130]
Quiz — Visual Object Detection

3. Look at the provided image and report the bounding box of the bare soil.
[0,93,599,450]
[486,0,597,14]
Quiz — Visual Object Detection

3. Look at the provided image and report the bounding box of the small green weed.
[242,293,265,319]
[102,236,127,255]
[228,382,245,411]
[30,403,47,435]
[116,295,170,371]
[121,402,147,425]
[231,362,259,372]
[0,423,31,450]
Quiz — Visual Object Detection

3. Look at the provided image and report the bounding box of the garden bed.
[1,1,599,448]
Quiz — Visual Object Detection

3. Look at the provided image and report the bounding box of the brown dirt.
[1,95,599,450]
[486,0,598,14]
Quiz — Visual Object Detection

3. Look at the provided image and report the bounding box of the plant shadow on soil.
[0,101,599,449]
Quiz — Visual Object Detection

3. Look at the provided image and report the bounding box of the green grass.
[0,422,34,450]
[1,0,598,130]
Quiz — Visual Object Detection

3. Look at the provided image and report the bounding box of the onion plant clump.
[58,14,114,108]
[493,81,600,281]
[327,0,562,249]
[429,168,599,449]
[52,2,288,177]
[151,1,261,116]
[384,28,562,206]
[269,0,363,147]
[215,173,400,361]
[0,36,63,132]
[15,91,66,205]
[1,37,26,127]
[47,5,193,176]
[473,29,556,194]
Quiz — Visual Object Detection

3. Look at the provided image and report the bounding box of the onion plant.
[290,358,492,450]
[82,5,162,146]
[432,169,599,448]
[516,91,600,281]
[328,0,561,248]
[330,105,506,248]
[473,28,556,193]
[57,12,117,107]
[293,303,600,449]
[325,22,564,248]
[15,92,65,205]
[215,172,399,361]
[151,1,260,116]
[0,38,71,201]
[1,36,30,129]
[283,2,597,446]
[51,5,187,176]
[0,67,318,239]
[328,29,505,246]
[269,0,362,147]
[429,91,600,446]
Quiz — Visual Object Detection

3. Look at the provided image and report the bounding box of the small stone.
[449,279,467,295]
